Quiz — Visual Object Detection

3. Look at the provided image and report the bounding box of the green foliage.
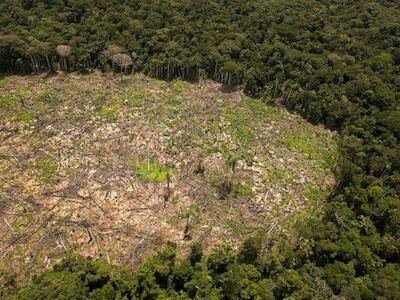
[283,129,338,170]
[238,234,263,264]
[184,264,217,299]
[98,104,120,122]
[233,181,254,198]
[7,257,136,300]
[372,52,393,70]
[14,110,35,123]
[0,93,15,108]
[130,159,176,182]
[189,243,203,266]
[99,106,116,122]
[0,77,10,86]
[225,107,256,145]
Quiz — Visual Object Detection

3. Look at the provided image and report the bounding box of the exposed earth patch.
[0,73,337,278]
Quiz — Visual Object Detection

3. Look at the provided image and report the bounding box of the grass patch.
[168,203,200,226]
[224,219,254,235]
[36,155,58,184]
[125,88,151,107]
[171,80,191,93]
[235,125,255,145]
[129,159,176,182]
[224,105,256,144]
[95,94,123,122]
[98,99,123,122]
[0,93,15,108]
[283,128,338,170]
[269,165,295,185]
[65,109,86,124]
[232,181,254,198]
[74,138,88,151]
[12,212,36,233]
[242,96,285,120]
[14,110,35,123]
[0,77,11,86]
[285,184,328,227]
[35,90,61,105]
[304,184,326,204]
[99,106,118,122]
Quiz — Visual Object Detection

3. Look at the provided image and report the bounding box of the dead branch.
[3,217,16,234]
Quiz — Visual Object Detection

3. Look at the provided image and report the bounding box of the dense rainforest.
[0,0,399,298]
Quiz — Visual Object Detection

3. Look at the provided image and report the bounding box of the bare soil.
[0,72,337,279]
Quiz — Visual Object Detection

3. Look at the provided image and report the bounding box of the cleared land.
[0,73,337,277]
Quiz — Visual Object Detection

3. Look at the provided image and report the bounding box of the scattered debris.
[0,73,337,280]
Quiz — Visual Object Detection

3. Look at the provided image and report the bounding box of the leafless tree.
[103,45,125,60]
[55,45,71,71]
[111,53,132,73]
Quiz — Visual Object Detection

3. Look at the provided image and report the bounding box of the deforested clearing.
[0,73,337,276]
